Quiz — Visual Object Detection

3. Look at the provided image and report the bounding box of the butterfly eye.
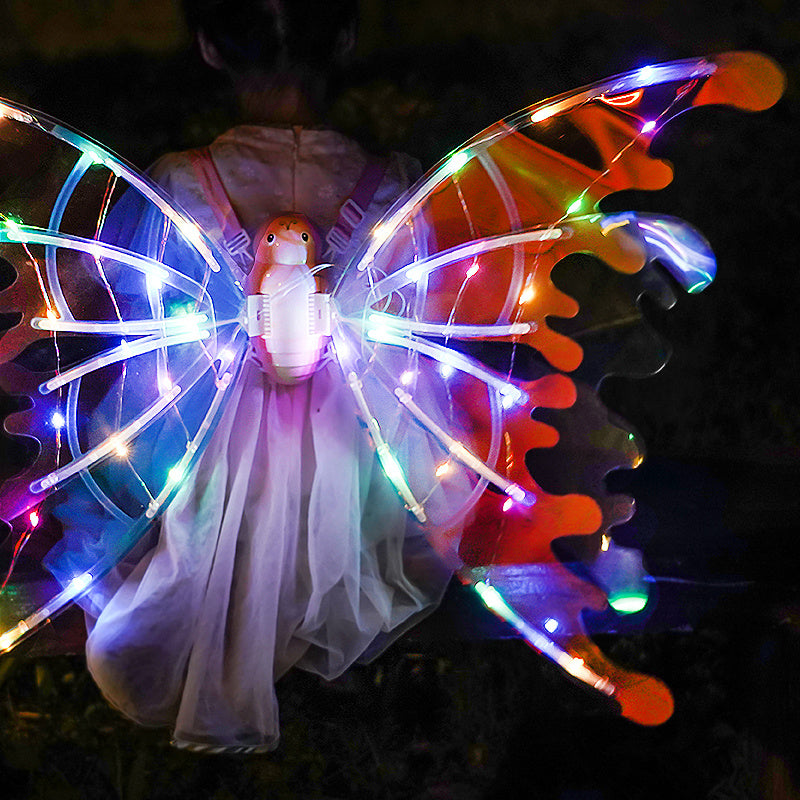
[266,233,275,243]
[301,232,309,242]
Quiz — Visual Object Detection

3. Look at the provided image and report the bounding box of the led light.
[46,309,59,320]
[608,592,649,614]
[29,510,40,528]
[66,572,93,594]
[641,120,656,133]
[638,65,656,81]
[51,411,66,429]
[567,197,584,215]
[502,497,513,512]
[445,151,469,175]
[400,370,415,386]
[531,105,557,123]
[600,534,610,552]
[407,265,424,281]
[499,385,523,409]
[544,617,559,633]
[435,461,452,478]
[110,438,129,458]
[371,222,392,246]
[439,363,455,379]
[1,217,25,241]
[519,285,536,305]
[158,374,174,393]
[168,465,184,484]
[0,101,34,124]
[465,263,479,279]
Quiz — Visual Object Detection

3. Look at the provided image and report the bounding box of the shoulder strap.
[186,147,252,269]
[325,157,388,258]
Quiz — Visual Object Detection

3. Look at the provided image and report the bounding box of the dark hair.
[182,0,359,75]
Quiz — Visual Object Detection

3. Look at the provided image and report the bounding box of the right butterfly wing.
[0,99,248,652]
[332,52,783,723]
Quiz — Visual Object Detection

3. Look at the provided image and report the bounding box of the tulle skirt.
[81,356,449,752]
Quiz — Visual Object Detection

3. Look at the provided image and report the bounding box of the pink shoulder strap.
[325,157,388,258]
[186,147,252,268]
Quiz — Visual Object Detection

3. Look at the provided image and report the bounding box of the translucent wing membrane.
[335,52,784,722]
[0,99,247,651]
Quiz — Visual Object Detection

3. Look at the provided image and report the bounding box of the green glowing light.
[608,592,649,614]
[1,217,25,241]
[687,280,709,294]
[567,197,584,215]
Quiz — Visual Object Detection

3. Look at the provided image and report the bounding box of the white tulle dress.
[77,126,450,753]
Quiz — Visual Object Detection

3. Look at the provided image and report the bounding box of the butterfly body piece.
[245,213,332,384]
[0,53,785,729]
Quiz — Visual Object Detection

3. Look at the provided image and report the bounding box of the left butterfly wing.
[333,52,784,723]
[0,99,247,652]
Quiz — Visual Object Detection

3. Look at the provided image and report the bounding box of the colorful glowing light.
[445,151,469,175]
[435,461,452,478]
[608,592,649,614]
[567,197,584,215]
[531,105,557,123]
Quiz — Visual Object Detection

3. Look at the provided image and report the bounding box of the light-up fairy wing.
[333,52,784,723]
[0,99,247,651]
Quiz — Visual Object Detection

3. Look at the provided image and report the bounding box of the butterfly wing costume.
[0,52,784,749]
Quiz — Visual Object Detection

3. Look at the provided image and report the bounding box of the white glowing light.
[371,222,393,247]
[465,263,479,279]
[110,438,129,458]
[400,370,415,386]
[51,411,66,429]
[531,105,557,123]
[1,217,25,241]
[500,386,524,409]
[637,65,656,83]
[641,120,656,133]
[407,265,424,282]
[168,465,184,484]
[519,285,536,305]
[29,510,40,527]
[435,461,452,478]
[544,617,559,633]
[502,497,513,512]
[446,151,470,175]
[66,572,94,594]
[439,363,455,379]
[0,101,34,124]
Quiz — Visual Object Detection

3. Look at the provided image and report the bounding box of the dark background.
[1,1,799,797]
